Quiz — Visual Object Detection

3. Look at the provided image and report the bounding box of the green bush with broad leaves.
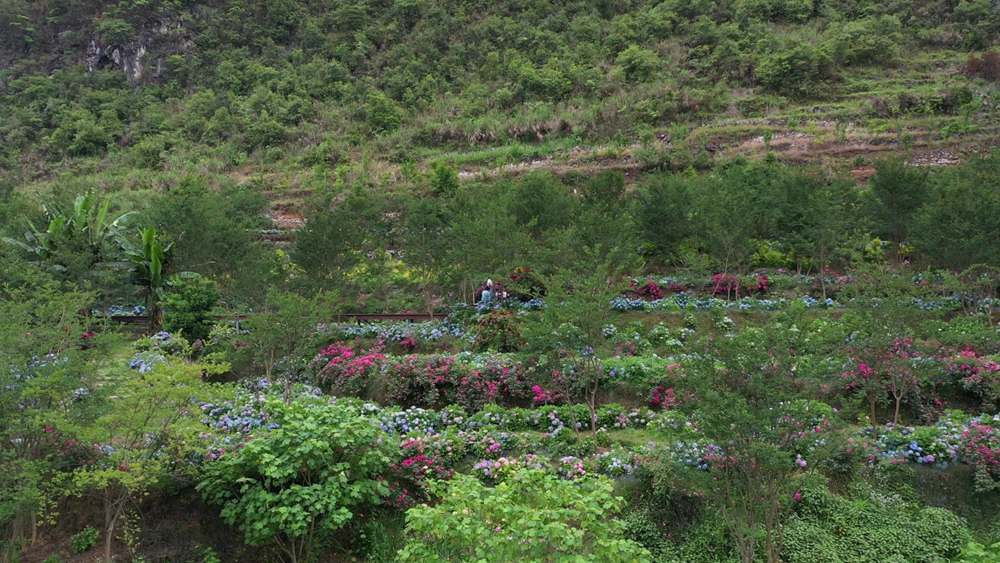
[958,542,1000,563]
[70,526,99,554]
[781,484,970,563]
[197,398,392,563]
[162,278,220,343]
[397,468,652,563]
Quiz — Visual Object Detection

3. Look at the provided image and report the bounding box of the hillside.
[1,0,999,204]
[6,3,1000,563]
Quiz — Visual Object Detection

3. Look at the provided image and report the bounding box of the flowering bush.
[507,267,546,301]
[555,456,593,479]
[313,347,533,411]
[595,445,651,477]
[375,406,442,436]
[381,354,531,412]
[810,269,855,297]
[383,438,454,509]
[649,386,679,409]
[707,273,769,297]
[129,351,167,373]
[667,441,719,471]
[946,349,1000,410]
[135,331,190,356]
[130,331,191,372]
[384,354,457,408]
[471,310,524,353]
[961,419,1000,492]
[316,319,465,342]
[630,277,665,301]
[471,455,543,486]
[313,343,386,396]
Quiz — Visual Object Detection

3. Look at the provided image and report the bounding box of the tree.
[142,178,272,305]
[840,264,935,435]
[910,155,1000,269]
[636,174,699,265]
[697,161,779,276]
[292,189,384,289]
[242,289,334,390]
[865,157,932,246]
[438,186,533,302]
[535,246,636,445]
[0,271,97,563]
[398,469,652,563]
[198,399,391,563]
[670,328,821,563]
[71,361,219,563]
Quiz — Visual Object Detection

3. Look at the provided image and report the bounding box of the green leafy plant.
[162,278,221,342]
[957,542,1000,563]
[398,468,652,562]
[70,527,98,554]
[197,399,391,563]
[117,226,198,330]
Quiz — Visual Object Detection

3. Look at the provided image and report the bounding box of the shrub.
[397,469,653,562]
[507,267,546,301]
[756,42,832,98]
[946,349,1000,410]
[70,526,99,554]
[384,354,457,408]
[198,399,391,563]
[96,17,134,44]
[313,343,386,396]
[383,438,454,509]
[827,16,902,67]
[615,46,660,82]
[162,278,220,343]
[961,421,1000,492]
[367,91,403,135]
[783,484,970,562]
[429,161,459,195]
[707,273,769,297]
[630,277,664,301]
[964,51,1000,84]
[472,311,524,353]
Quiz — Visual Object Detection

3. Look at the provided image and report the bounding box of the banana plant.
[3,188,133,269]
[116,226,197,331]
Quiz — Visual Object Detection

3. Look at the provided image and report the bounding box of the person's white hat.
[487,279,494,287]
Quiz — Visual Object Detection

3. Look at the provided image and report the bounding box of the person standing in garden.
[479,279,494,304]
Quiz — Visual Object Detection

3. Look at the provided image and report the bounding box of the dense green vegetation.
[3,0,1000,561]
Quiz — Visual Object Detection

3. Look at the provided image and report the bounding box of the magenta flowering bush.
[313,344,534,411]
[453,355,532,411]
[399,335,419,353]
[707,273,769,298]
[649,386,679,409]
[961,420,1000,492]
[368,353,532,411]
[946,348,1000,410]
[630,277,665,301]
[313,343,387,396]
[383,438,454,509]
[384,354,458,407]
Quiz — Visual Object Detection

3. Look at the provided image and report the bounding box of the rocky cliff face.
[86,41,149,81]
[83,15,195,83]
